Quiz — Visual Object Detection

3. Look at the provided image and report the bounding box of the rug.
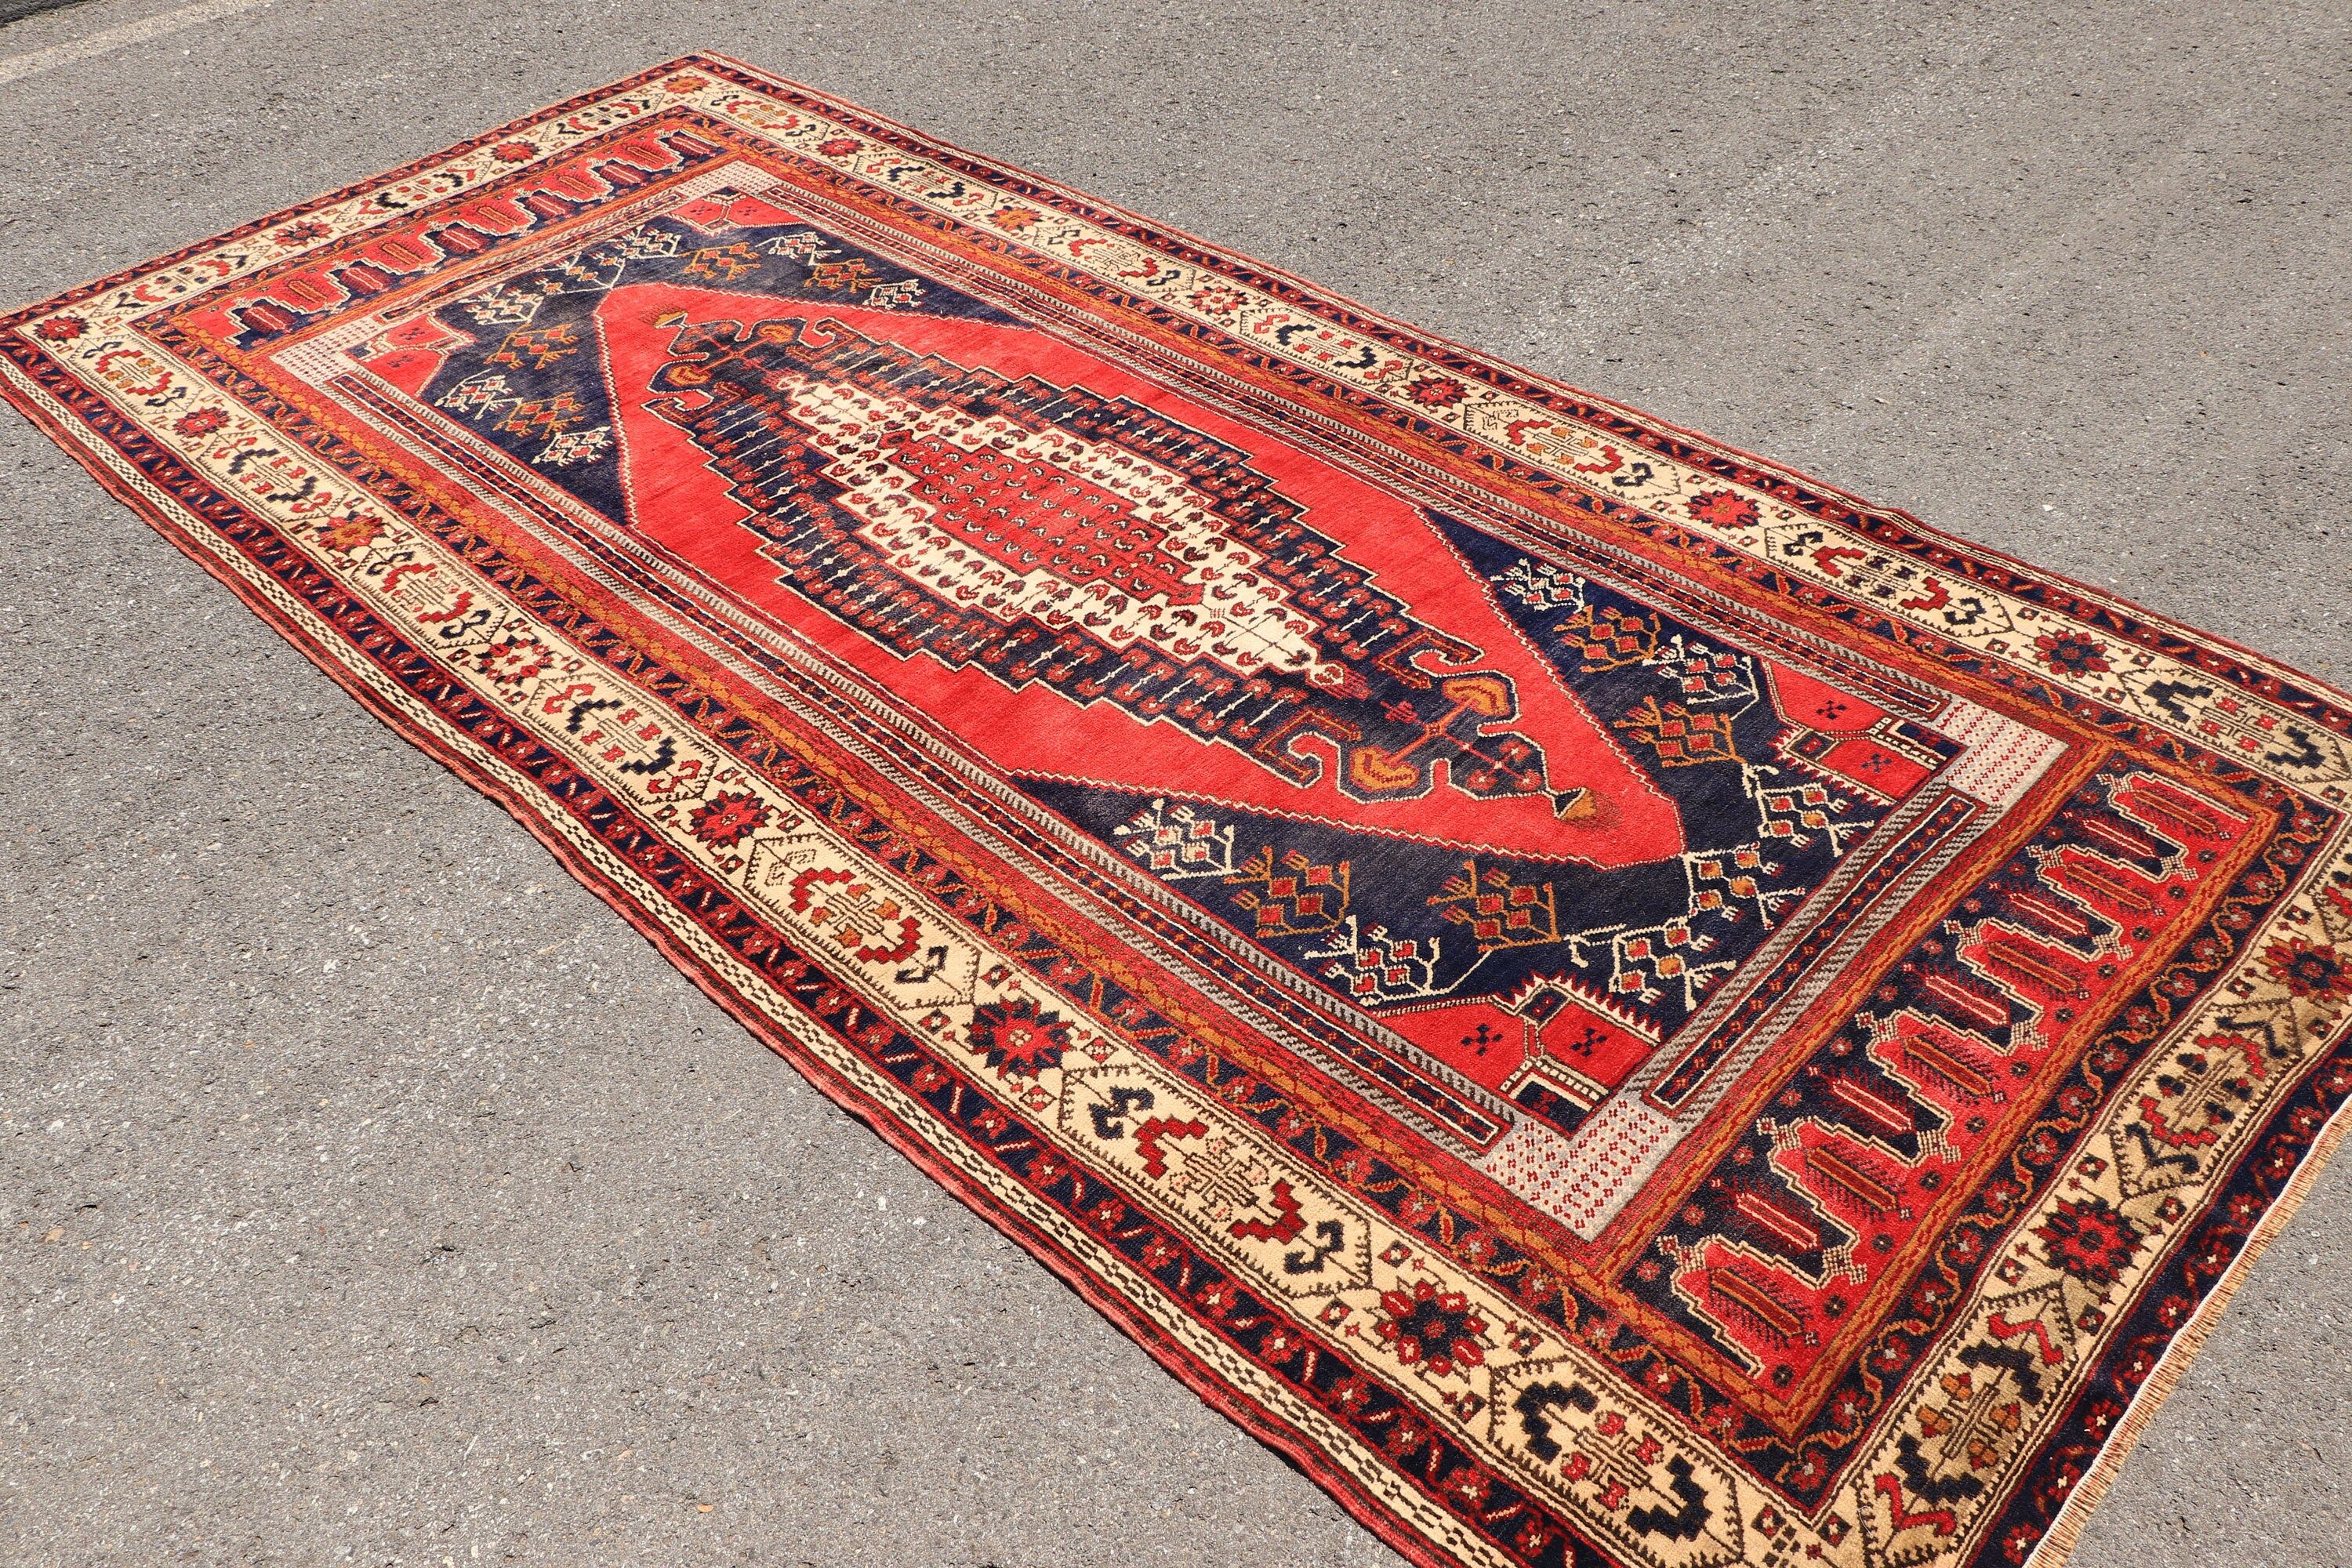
[7,56,2349,1568]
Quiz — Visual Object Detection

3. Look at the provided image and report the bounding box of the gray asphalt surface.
[2,2,2347,1564]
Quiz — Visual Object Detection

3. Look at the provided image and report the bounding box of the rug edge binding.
[0,349,1512,1568]
[2,56,2350,1566]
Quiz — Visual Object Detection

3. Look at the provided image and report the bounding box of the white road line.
[0,0,278,88]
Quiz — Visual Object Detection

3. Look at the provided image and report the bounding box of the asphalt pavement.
[1,2,2347,1563]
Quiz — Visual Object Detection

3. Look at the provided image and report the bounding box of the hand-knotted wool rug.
[9,55,2350,1568]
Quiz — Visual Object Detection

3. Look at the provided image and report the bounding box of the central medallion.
[644,312,1592,820]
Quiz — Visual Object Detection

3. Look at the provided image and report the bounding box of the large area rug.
[8,56,2350,1568]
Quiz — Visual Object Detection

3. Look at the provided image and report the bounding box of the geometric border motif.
[5,56,2349,1568]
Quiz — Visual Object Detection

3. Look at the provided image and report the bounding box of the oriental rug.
[8,56,2350,1568]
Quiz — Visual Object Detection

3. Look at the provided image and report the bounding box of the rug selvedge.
[6,56,2351,1568]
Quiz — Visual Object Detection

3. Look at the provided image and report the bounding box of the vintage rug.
[8,56,2350,1568]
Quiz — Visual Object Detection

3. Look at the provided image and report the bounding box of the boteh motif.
[5,55,2350,1568]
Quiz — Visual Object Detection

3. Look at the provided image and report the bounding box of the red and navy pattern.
[7,57,2350,1568]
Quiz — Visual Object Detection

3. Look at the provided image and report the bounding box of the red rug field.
[8,55,2350,1568]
